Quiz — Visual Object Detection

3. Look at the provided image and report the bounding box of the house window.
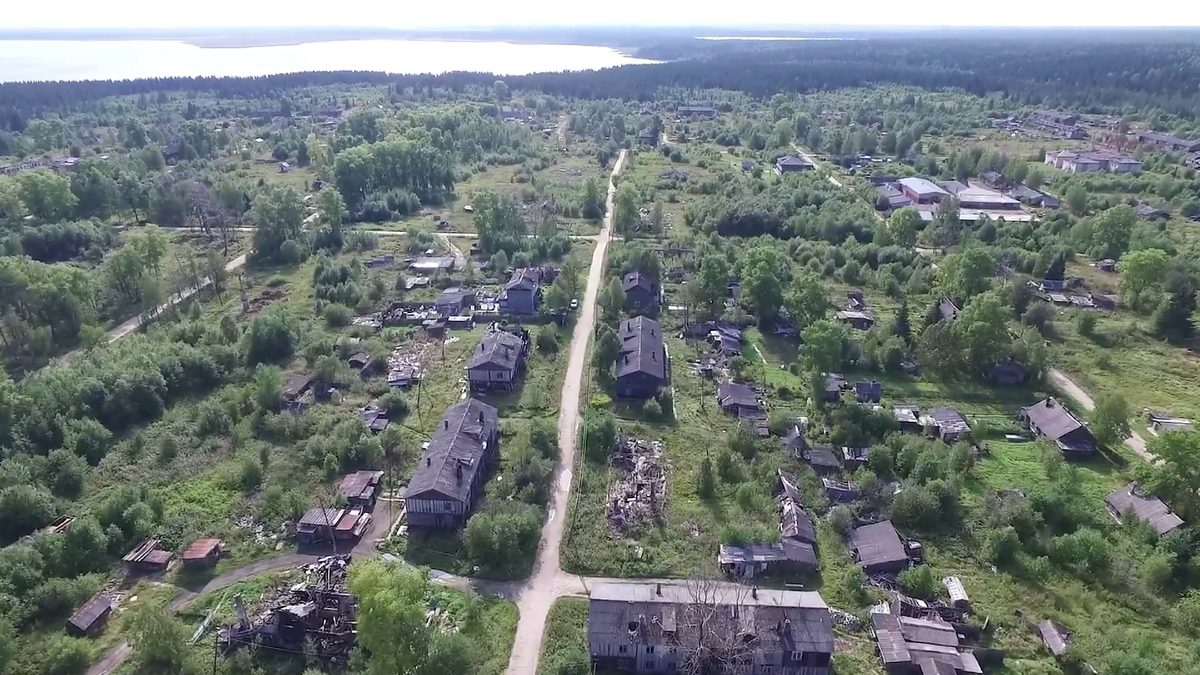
[646,647,655,655]
[645,662,654,670]
[619,645,627,655]
[790,651,803,662]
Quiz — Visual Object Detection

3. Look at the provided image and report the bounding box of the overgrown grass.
[537,598,590,675]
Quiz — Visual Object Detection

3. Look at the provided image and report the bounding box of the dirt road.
[1048,368,1154,462]
[504,149,627,675]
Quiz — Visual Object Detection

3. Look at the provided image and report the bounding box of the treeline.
[3,38,1200,128]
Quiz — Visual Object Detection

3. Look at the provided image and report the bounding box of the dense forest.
[3,36,1200,130]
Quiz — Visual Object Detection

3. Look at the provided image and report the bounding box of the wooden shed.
[181,538,223,569]
[67,593,113,637]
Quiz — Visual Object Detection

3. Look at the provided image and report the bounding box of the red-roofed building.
[181,538,223,569]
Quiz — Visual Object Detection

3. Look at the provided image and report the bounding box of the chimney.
[752,586,758,599]
[651,351,656,362]
[1047,398,1055,408]
[784,618,792,633]
[656,583,662,596]
[427,457,431,466]
[479,411,484,423]
[444,419,449,429]
[624,353,629,364]
[456,463,463,481]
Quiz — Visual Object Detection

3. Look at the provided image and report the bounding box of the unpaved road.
[504,149,627,675]
[1048,368,1154,462]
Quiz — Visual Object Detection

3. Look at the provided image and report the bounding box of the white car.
[569,299,579,310]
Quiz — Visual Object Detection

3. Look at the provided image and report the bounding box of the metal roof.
[68,593,113,632]
[468,329,524,371]
[1038,620,1071,657]
[338,470,384,502]
[505,267,544,291]
[622,271,656,293]
[405,398,498,502]
[616,316,667,382]
[898,177,949,196]
[928,407,970,435]
[717,382,760,410]
[1021,397,1092,444]
[719,541,817,569]
[1106,483,1184,535]
[181,538,222,561]
[298,507,344,527]
[849,521,908,569]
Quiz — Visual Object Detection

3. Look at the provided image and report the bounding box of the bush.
[1021,303,1055,335]
[536,325,559,353]
[698,457,716,498]
[378,391,410,419]
[464,503,542,575]
[643,398,663,420]
[530,418,558,459]
[1075,312,1098,337]
[983,526,1021,566]
[45,636,93,675]
[828,505,854,534]
[898,565,936,598]
[238,459,263,492]
[582,412,617,463]
[324,304,354,327]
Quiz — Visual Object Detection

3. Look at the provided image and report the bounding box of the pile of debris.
[607,437,668,534]
[218,555,358,667]
[387,338,437,387]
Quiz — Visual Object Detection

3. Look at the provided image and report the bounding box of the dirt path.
[1048,368,1154,462]
[436,232,468,269]
[504,149,627,675]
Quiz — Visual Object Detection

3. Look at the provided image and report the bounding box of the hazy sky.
[5,0,1200,29]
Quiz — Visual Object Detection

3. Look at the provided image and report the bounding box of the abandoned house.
[821,477,858,503]
[870,612,983,675]
[404,398,500,529]
[123,538,172,574]
[855,380,883,404]
[717,381,762,416]
[719,540,819,578]
[467,329,528,392]
[849,521,910,574]
[296,507,371,545]
[1019,397,1096,457]
[836,309,875,331]
[939,298,961,323]
[338,470,385,509]
[622,271,660,314]
[894,405,921,433]
[925,407,971,444]
[181,538,223,569]
[1147,411,1195,434]
[499,267,549,314]
[616,316,669,398]
[804,446,842,475]
[775,154,815,174]
[435,288,477,316]
[347,352,375,378]
[842,446,870,472]
[777,471,818,546]
[783,425,810,456]
[823,373,846,403]
[67,593,113,638]
[586,582,834,675]
[985,361,1027,386]
[1038,620,1072,659]
[1105,483,1184,536]
[283,374,313,401]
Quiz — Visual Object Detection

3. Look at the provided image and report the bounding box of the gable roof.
[777,470,817,544]
[68,593,113,633]
[1106,483,1184,535]
[849,520,908,569]
[505,267,543,291]
[468,330,525,371]
[405,398,498,502]
[898,177,949,197]
[719,541,817,569]
[181,538,222,561]
[1021,397,1090,442]
[806,446,841,470]
[622,271,656,293]
[717,381,760,410]
[616,316,666,381]
[928,407,969,436]
[338,470,384,502]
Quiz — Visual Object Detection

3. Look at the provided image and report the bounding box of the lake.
[0,39,656,83]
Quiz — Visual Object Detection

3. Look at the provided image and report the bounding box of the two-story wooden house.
[404,398,500,529]
[467,329,528,392]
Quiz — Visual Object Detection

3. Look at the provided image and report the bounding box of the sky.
[4,0,1200,29]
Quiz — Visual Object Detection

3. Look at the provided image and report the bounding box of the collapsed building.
[607,436,668,534]
[219,555,357,666]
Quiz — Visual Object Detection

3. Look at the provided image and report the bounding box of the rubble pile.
[218,555,358,667]
[386,338,437,387]
[607,437,668,534]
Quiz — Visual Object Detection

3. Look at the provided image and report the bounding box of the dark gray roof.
[468,330,524,371]
[436,288,474,306]
[776,155,813,169]
[718,382,760,410]
[68,593,112,632]
[871,613,981,674]
[1038,620,1071,657]
[622,271,655,293]
[405,398,498,502]
[505,267,542,291]
[719,541,817,569]
[849,520,907,569]
[938,297,959,321]
[928,407,970,436]
[855,381,882,403]
[588,582,832,655]
[806,446,841,469]
[1021,397,1087,442]
[1106,483,1184,535]
[299,507,344,527]
[782,425,807,450]
[616,316,666,382]
[777,471,817,544]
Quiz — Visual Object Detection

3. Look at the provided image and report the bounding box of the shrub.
[238,459,263,492]
[324,304,354,327]
[983,526,1021,566]
[1075,312,1098,337]
[530,418,558,459]
[464,503,542,575]
[828,505,854,534]
[898,565,936,598]
[697,458,716,498]
[643,398,663,420]
[266,275,288,288]
[536,325,559,353]
[378,391,410,419]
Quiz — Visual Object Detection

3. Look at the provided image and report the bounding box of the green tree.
[786,272,831,330]
[0,618,14,674]
[1066,185,1088,215]
[1025,168,1045,190]
[690,254,730,318]
[1092,394,1130,449]
[650,200,664,233]
[45,635,93,675]
[1141,431,1200,520]
[473,191,527,255]
[251,185,307,262]
[613,186,639,238]
[892,298,912,344]
[0,484,56,542]
[939,247,994,303]
[599,276,624,322]
[1119,248,1171,309]
[592,323,620,378]
[581,177,604,220]
[1154,267,1198,342]
[129,605,190,675]
[887,207,921,248]
[18,169,78,221]
[463,503,541,575]
[956,291,1011,371]
[1090,204,1136,260]
[800,320,847,374]
[740,245,789,322]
